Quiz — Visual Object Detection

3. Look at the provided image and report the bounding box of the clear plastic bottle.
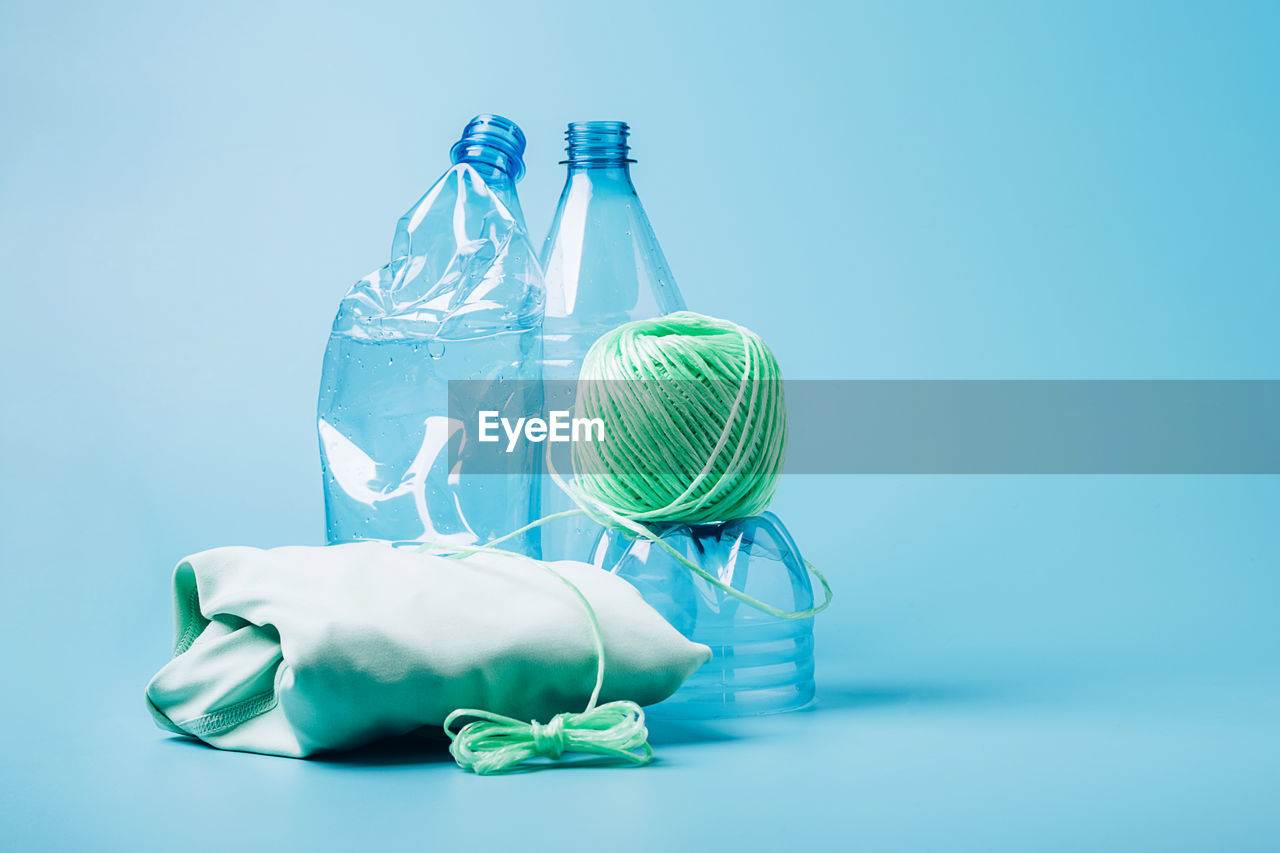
[540,121,686,561]
[589,512,816,717]
[318,115,544,554]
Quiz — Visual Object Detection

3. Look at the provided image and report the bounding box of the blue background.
[2,1,1278,850]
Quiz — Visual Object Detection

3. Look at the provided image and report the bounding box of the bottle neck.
[449,114,526,182]
[564,163,635,188]
[448,115,529,223]
[562,121,635,171]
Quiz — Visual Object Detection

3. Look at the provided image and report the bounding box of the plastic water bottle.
[318,115,544,553]
[590,512,816,717]
[539,121,686,561]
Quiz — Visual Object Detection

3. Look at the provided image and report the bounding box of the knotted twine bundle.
[435,311,831,774]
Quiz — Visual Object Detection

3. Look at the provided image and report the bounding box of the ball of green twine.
[570,311,787,525]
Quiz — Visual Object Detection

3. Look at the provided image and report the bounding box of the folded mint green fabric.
[145,542,710,757]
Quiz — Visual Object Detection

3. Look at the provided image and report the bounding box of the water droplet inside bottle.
[427,341,446,359]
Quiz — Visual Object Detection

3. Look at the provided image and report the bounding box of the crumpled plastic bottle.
[589,512,817,717]
[318,115,544,553]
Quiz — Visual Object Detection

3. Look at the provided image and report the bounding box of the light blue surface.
[1,2,1277,851]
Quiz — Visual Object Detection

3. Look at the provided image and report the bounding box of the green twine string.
[573,311,785,523]
[425,311,833,774]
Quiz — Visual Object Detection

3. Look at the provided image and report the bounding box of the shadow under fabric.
[145,542,710,759]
